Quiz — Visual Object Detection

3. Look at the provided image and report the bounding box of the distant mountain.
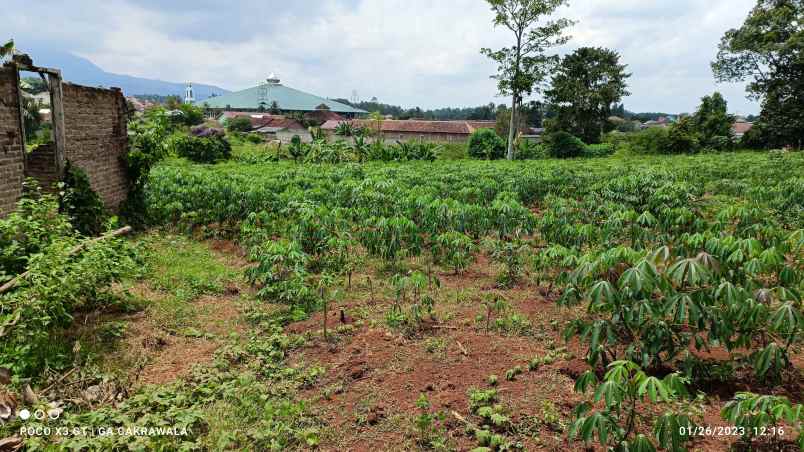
[21,47,229,100]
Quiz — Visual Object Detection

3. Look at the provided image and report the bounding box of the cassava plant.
[432,231,477,274]
[570,361,696,452]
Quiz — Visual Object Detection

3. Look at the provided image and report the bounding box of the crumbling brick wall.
[25,143,59,192]
[0,66,25,217]
[62,83,129,210]
[0,70,131,218]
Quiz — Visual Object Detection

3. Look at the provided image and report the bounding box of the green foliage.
[171,134,232,164]
[713,0,804,148]
[514,139,546,160]
[544,131,586,158]
[121,107,173,224]
[170,104,205,127]
[0,184,74,280]
[334,121,368,137]
[582,142,616,158]
[562,235,803,380]
[226,116,253,132]
[721,392,803,446]
[361,216,422,264]
[545,47,631,144]
[0,39,14,61]
[432,231,477,274]
[246,239,315,309]
[386,271,439,334]
[570,361,694,452]
[0,195,139,377]
[665,117,702,154]
[690,92,735,150]
[60,163,107,236]
[481,0,573,159]
[467,128,506,160]
[626,127,670,154]
[413,394,452,450]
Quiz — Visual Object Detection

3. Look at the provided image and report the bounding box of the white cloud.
[2,0,760,113]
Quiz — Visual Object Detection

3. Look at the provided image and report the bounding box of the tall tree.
[712,0,804,147]
[691,92,735,148]
[481,0,573,160]
[544,47,631,144]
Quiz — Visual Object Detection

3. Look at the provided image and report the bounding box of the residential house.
[220,112,310,143]
[732,120,754,139]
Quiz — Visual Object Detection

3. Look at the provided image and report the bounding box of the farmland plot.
[1,150,802,451]
[139,151,804,450]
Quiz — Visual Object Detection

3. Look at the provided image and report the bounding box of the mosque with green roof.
[190,75,366,117]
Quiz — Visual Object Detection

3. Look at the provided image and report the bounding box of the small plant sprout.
[487,375,498,386]
[504,366,523,381]
[481,291,508,333]
[318,272,337,341]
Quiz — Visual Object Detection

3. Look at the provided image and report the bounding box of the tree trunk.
[507,95,517,160]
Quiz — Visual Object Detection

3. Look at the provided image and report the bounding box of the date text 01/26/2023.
[679,425,787,437]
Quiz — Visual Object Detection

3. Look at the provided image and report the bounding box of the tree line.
[481,0,803,159]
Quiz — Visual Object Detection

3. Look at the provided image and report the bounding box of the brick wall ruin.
[0,62,130,217]
[0,66,25,216]
[62,83,129,210]
[24,142,59,191]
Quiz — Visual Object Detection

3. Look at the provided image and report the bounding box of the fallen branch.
[40,367,79,394]
[0,226,132,295]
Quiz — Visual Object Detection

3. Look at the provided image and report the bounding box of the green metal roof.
[195,83,366,114]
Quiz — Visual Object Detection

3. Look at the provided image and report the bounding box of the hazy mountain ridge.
[21,47,229,100]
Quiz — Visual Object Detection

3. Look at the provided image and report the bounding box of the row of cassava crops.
[145,151,804,450]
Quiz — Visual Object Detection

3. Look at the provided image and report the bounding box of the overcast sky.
[4,0,759,114]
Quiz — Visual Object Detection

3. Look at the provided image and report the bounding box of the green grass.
[138,233,239,332]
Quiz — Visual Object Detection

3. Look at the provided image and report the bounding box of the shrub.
[1,184,73,278]
[626,127,670,154]
[0,193,139,377]
[544,131,586,158]
[227,116,253,132]
[666,118,702,154]
[172,135,232,164]
[582,143,615,158]
[245,132,264,144]
[514,140,546,160]
[438,142,468,160]
[740,122,768,149]
[60,163,107,236]
[467,128,506,160]
[170,104,205,127]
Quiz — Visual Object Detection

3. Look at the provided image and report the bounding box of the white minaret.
[184,83,195,104]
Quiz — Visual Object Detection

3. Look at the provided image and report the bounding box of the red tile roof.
[321,119,496,135]
[732,121,754,135]
[220,111,304,130]
[304,110,344,123]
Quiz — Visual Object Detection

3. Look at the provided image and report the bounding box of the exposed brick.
[0,65,25,216]
[61,83,129,210]
[0,66,130,217]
